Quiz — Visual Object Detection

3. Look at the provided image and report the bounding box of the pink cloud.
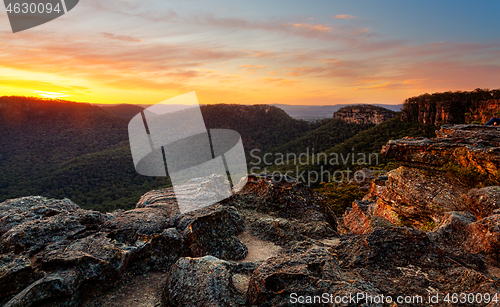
[262,77,301,87]
[285,23,333,33]
[334,14,356,19]
[101,33,143,43]
[239,64,266,73]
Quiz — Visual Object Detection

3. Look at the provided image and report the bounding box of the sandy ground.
[237,230,282,263]
[83,272,167,307]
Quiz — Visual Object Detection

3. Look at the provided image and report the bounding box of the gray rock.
[162,256,242,307]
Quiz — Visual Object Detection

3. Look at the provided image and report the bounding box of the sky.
[0,0,499,105]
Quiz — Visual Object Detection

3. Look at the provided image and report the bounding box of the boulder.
[343,200,394,234]
[1,214,86,254]
[247,241,381,307]
[241,209,335,245]
[429,212,500,262]
[363,166,469,228]
[162,256,243,307]
[0,196,80,236]
[3,270,80,307]
[177,205,247,261]
[136,174,232,214]
[100,207,176,244]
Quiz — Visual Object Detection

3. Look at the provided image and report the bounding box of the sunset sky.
[0,0,499,105]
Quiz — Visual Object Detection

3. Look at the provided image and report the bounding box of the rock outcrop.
[225,174,338,244]
[382,124,500,177]
[333,104,396,125]
[344,124,500,274]
[0,193,246,306]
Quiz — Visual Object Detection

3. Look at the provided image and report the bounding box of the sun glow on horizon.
[32,90,69,99]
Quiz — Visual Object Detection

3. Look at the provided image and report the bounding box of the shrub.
[315,182,367,216]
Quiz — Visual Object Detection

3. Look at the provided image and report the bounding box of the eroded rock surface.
[162,256,243,307]
[227,173,338,244]
[382,124,500,176]
[343,124,500,282]
[0,190,249,306]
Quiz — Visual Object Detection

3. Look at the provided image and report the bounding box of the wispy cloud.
[0,78,90,94]
[285,23,333,33]
[31,90,69,99]
[239,64,266,73]
[101,33,143,43]
[334,14,356,19]
[262,77,301,87]
[352,80,425,91]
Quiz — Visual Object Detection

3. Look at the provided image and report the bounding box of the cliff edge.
[333,104,396,125]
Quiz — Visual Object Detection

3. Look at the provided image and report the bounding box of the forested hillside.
[0,96,162,211]
[100,104,145,119]
[266,114,438,182]
[1,97,367,211]
[1,96,444,212]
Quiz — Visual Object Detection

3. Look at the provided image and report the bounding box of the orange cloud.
[352,79,425,91]
[239,64,267,73]
[334,14,356,19]
[252,51,275,58]
[101,33,143,43]
[262,78,301,87]
[285,23,333,33]
[0,78,90,94]
[201,16,372,46]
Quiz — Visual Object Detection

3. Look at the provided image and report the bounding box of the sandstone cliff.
[333,104,396,125]
[402,89,500,125]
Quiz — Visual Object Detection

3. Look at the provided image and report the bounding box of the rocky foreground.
[1,124,500,306]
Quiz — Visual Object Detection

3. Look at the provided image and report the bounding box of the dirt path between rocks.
[83,272,167,307]
[237,230,282,263]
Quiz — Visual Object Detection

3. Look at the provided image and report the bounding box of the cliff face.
[333,104,396,125]
[466,99,500,123]
[409,99,500,125]
[402,89,500,125]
